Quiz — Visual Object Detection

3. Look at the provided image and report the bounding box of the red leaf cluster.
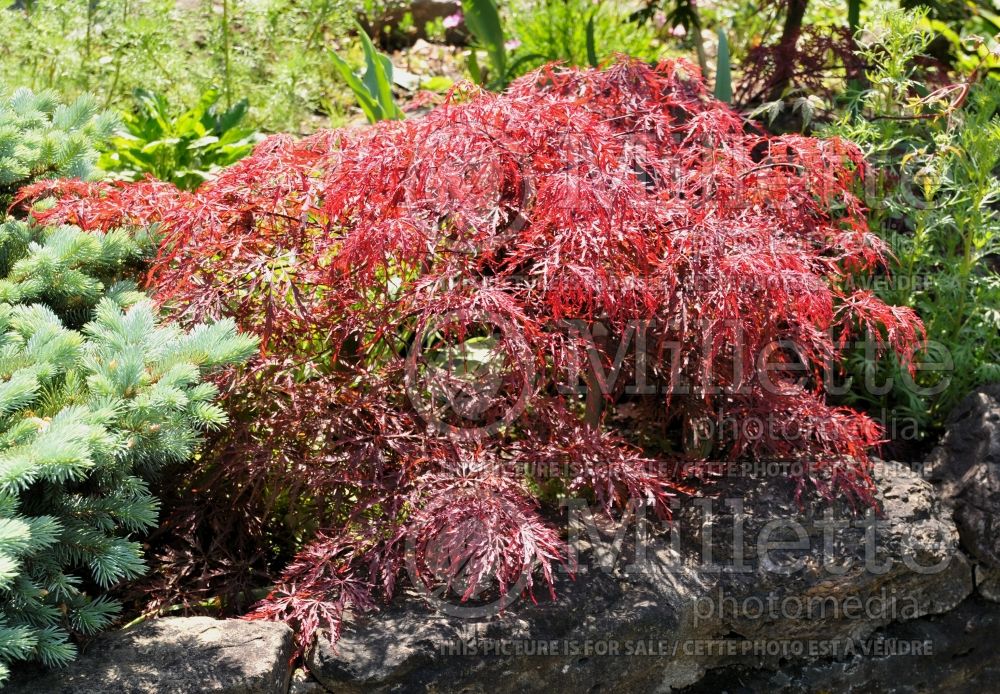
[20,59,924,652]
[735,24,862,106]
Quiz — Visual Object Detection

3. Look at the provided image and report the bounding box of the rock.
[8,455,975,693]
[975,563,1000,602]
[924,384,1000,567]
[679,596,1000,694]
[8,617,295,694]
[308,461,972,692]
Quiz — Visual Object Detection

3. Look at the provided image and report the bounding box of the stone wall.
[12,385,1000,693]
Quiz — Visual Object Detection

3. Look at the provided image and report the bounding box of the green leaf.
[586,13,599,69]
[131,89,170,135]
[462,0,507,86]
[214,98,249,134]
[466,49,483,85]
[139,138,181,154]
[330,51,381,123]
[714,28,732,104]
[187,135,220,150]
[357,23,403,121]
[507,52,547,76]
[420,76,455,93]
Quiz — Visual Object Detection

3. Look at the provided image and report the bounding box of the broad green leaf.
[330,50,381,123]
[187,135,220,150]
[714,29,732,104]
[139,138,181,154]
[586,13,599,68]
[215,98,249,133]
[357,24,403,120]
[462,0,507,85]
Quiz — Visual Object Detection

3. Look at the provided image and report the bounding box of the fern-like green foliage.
[825,7,1000,436]
[0,89,117,207]
[0,220,257,683]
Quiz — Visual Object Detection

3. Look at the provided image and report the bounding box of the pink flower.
[443,12,463,29]
[505,38,522,51]
[670,24,687,38]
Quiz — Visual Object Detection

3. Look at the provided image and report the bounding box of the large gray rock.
[8,452,978,693]
[680,596,1000,694]
[308,461,972,692]
[9,617,295,694]
[924,384,1000,600]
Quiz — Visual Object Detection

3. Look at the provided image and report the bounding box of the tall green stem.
[846,0,865,116]
[222,0,232,108]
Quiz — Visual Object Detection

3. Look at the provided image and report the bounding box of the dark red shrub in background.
[18,58,924,651]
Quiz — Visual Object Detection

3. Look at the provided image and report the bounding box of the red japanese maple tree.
[18,58,923,650]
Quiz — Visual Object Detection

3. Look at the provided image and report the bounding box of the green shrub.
[825,7,1000,438]
[0,219,156,326]
[98,89,261,191]
[0,89,116,207]
[0,218,257,683]
[505,0,661,75]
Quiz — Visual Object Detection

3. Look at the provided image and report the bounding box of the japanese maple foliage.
[17,59,924,651]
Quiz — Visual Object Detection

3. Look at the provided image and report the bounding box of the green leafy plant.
[460,0,661,89]
[0,89,116,207]
[505,0,661,80]
[98,89,260,191]
[330,25,404,123]
[714,28,732,102]
[462,0,513,88]
[826,6,1000,440]
[0,218,257,683]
